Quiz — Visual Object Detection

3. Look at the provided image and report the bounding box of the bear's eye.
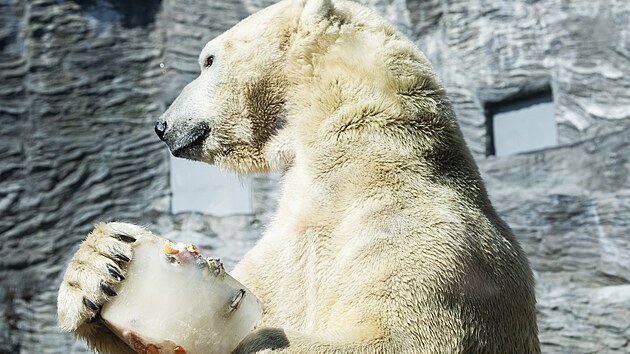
[205,55,215,68]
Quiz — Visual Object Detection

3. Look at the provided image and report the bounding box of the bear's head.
[156,0,340,173]
[156,0,464,177]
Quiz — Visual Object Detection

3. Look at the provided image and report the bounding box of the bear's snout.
[155,120,167,141]
[154,115,211,160]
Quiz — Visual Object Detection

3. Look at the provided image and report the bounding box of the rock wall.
[0,0,628,353]
[480,128,630,352]
[0,0,169,352]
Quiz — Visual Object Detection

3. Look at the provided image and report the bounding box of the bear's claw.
[83,297,100,311]
[113,233,136,243]
[107,263,125,281]
[113,252,130,263]
[100,282,118,297]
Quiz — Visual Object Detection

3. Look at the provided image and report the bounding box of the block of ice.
[101,236,262,354]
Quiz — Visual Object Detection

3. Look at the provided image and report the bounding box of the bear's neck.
[278,82,491,212]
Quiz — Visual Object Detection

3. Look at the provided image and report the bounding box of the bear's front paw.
[57,222,146,332]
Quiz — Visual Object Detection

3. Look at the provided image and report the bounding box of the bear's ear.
[298,0,334,23]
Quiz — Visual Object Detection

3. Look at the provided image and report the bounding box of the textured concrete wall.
[0,0,628,353]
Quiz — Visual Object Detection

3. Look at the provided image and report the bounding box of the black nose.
[155,120,167,141]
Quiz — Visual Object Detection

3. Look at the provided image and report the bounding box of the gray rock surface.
[0,0,628,353]
[480,128,630,352]
[1,0,169,352]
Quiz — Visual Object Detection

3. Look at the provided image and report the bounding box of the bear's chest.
[266,219,381,332]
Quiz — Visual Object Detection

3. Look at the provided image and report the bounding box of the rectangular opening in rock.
[486,91,557,157]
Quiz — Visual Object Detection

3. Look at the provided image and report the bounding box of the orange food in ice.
[163,241,200,256]
[185,244,200,254]
[163,241,180,255]
[146,344,160,354]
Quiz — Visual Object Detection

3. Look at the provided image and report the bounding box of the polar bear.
[57,0,540,353]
